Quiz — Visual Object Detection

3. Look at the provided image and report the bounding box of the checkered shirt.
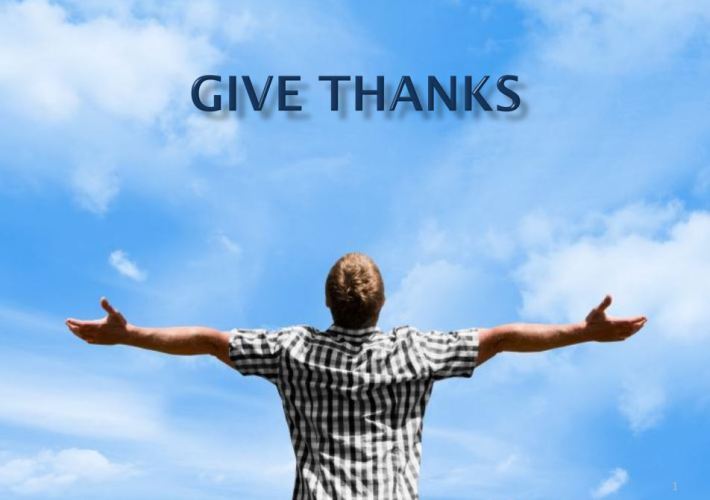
[228,323,480,499]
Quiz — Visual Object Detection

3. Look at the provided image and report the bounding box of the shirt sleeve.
[412,327,480,381]
[228,328,287,384]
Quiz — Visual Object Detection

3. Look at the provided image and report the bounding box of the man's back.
[228,323,480,500]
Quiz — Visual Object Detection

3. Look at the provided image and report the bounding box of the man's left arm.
[476,294,647,366]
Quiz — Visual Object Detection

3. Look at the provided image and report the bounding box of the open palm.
[584,294,647,342]
[65,297,128,345]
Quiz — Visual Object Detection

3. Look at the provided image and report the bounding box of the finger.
[623,320,647,337]
[68,317,105,327]
[66,322,85,334]
[66,321,101,334]
[100,297,118,316]
[610,316,646,324]
[67,324,90,341]
[597,294,612,313]
[66,318,93,326]
[66,321,82,333]
[610,316,647,326]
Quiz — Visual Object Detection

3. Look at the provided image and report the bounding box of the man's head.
[325,252,385,329]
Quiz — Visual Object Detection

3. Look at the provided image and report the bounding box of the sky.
[0,0,709,498]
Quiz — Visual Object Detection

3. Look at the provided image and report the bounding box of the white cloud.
[618,379,666,433]
[517,205,710,341]
[0,334,296,496]
[0,0,216,123]
[591,468,629,498]
[380,0,710,279]
[520,0,710,74]
[176,114,242,164]
[109,250,146,282]
[0,448,134,495]
[514,202,710,432]
[215,231,242,255]
[179,1,259,44]
[381,200,710,479]
[0,0,380,217]
[0,0,378,216]
[380,259,478,330]
[71,163,120,214]
[0,0,241,213]
[415,218,449,258]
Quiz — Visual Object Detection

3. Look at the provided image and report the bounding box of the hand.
[583,294,647,342]
[65,297,128,345]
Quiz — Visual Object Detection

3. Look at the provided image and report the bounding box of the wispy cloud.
[591,468,629,498]
[215,231,242,255]
[618,379,666,434]
[380,259,479,330]
[109,250,146,282]
[419,426,540,498]
[519,0,710,74]
[0,369,163,441]
[0,448,135,496]
[71,162,120,215]
[0,305,59,334]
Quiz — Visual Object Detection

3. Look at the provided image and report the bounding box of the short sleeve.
[228,328,287,383]
[413,327,480,381]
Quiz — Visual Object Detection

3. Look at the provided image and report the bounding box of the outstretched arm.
[476,294,647,366]
[65,298,232,365]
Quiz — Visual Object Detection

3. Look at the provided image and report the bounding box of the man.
[66,252,647,499]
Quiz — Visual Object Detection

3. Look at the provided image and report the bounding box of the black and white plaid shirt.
[228,323,480,499]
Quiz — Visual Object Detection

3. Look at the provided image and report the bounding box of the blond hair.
[325,252,385,328]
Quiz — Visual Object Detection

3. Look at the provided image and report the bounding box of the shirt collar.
[327,324,380,336]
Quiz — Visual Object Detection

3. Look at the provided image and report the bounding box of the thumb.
[100,297,118,316]
[596,294,612,313]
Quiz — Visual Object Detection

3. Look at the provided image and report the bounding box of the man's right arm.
[122,324,232,365]
[476,294,647,366]
[65,297,233,366]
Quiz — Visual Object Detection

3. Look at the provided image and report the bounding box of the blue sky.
[1,0,709,498]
